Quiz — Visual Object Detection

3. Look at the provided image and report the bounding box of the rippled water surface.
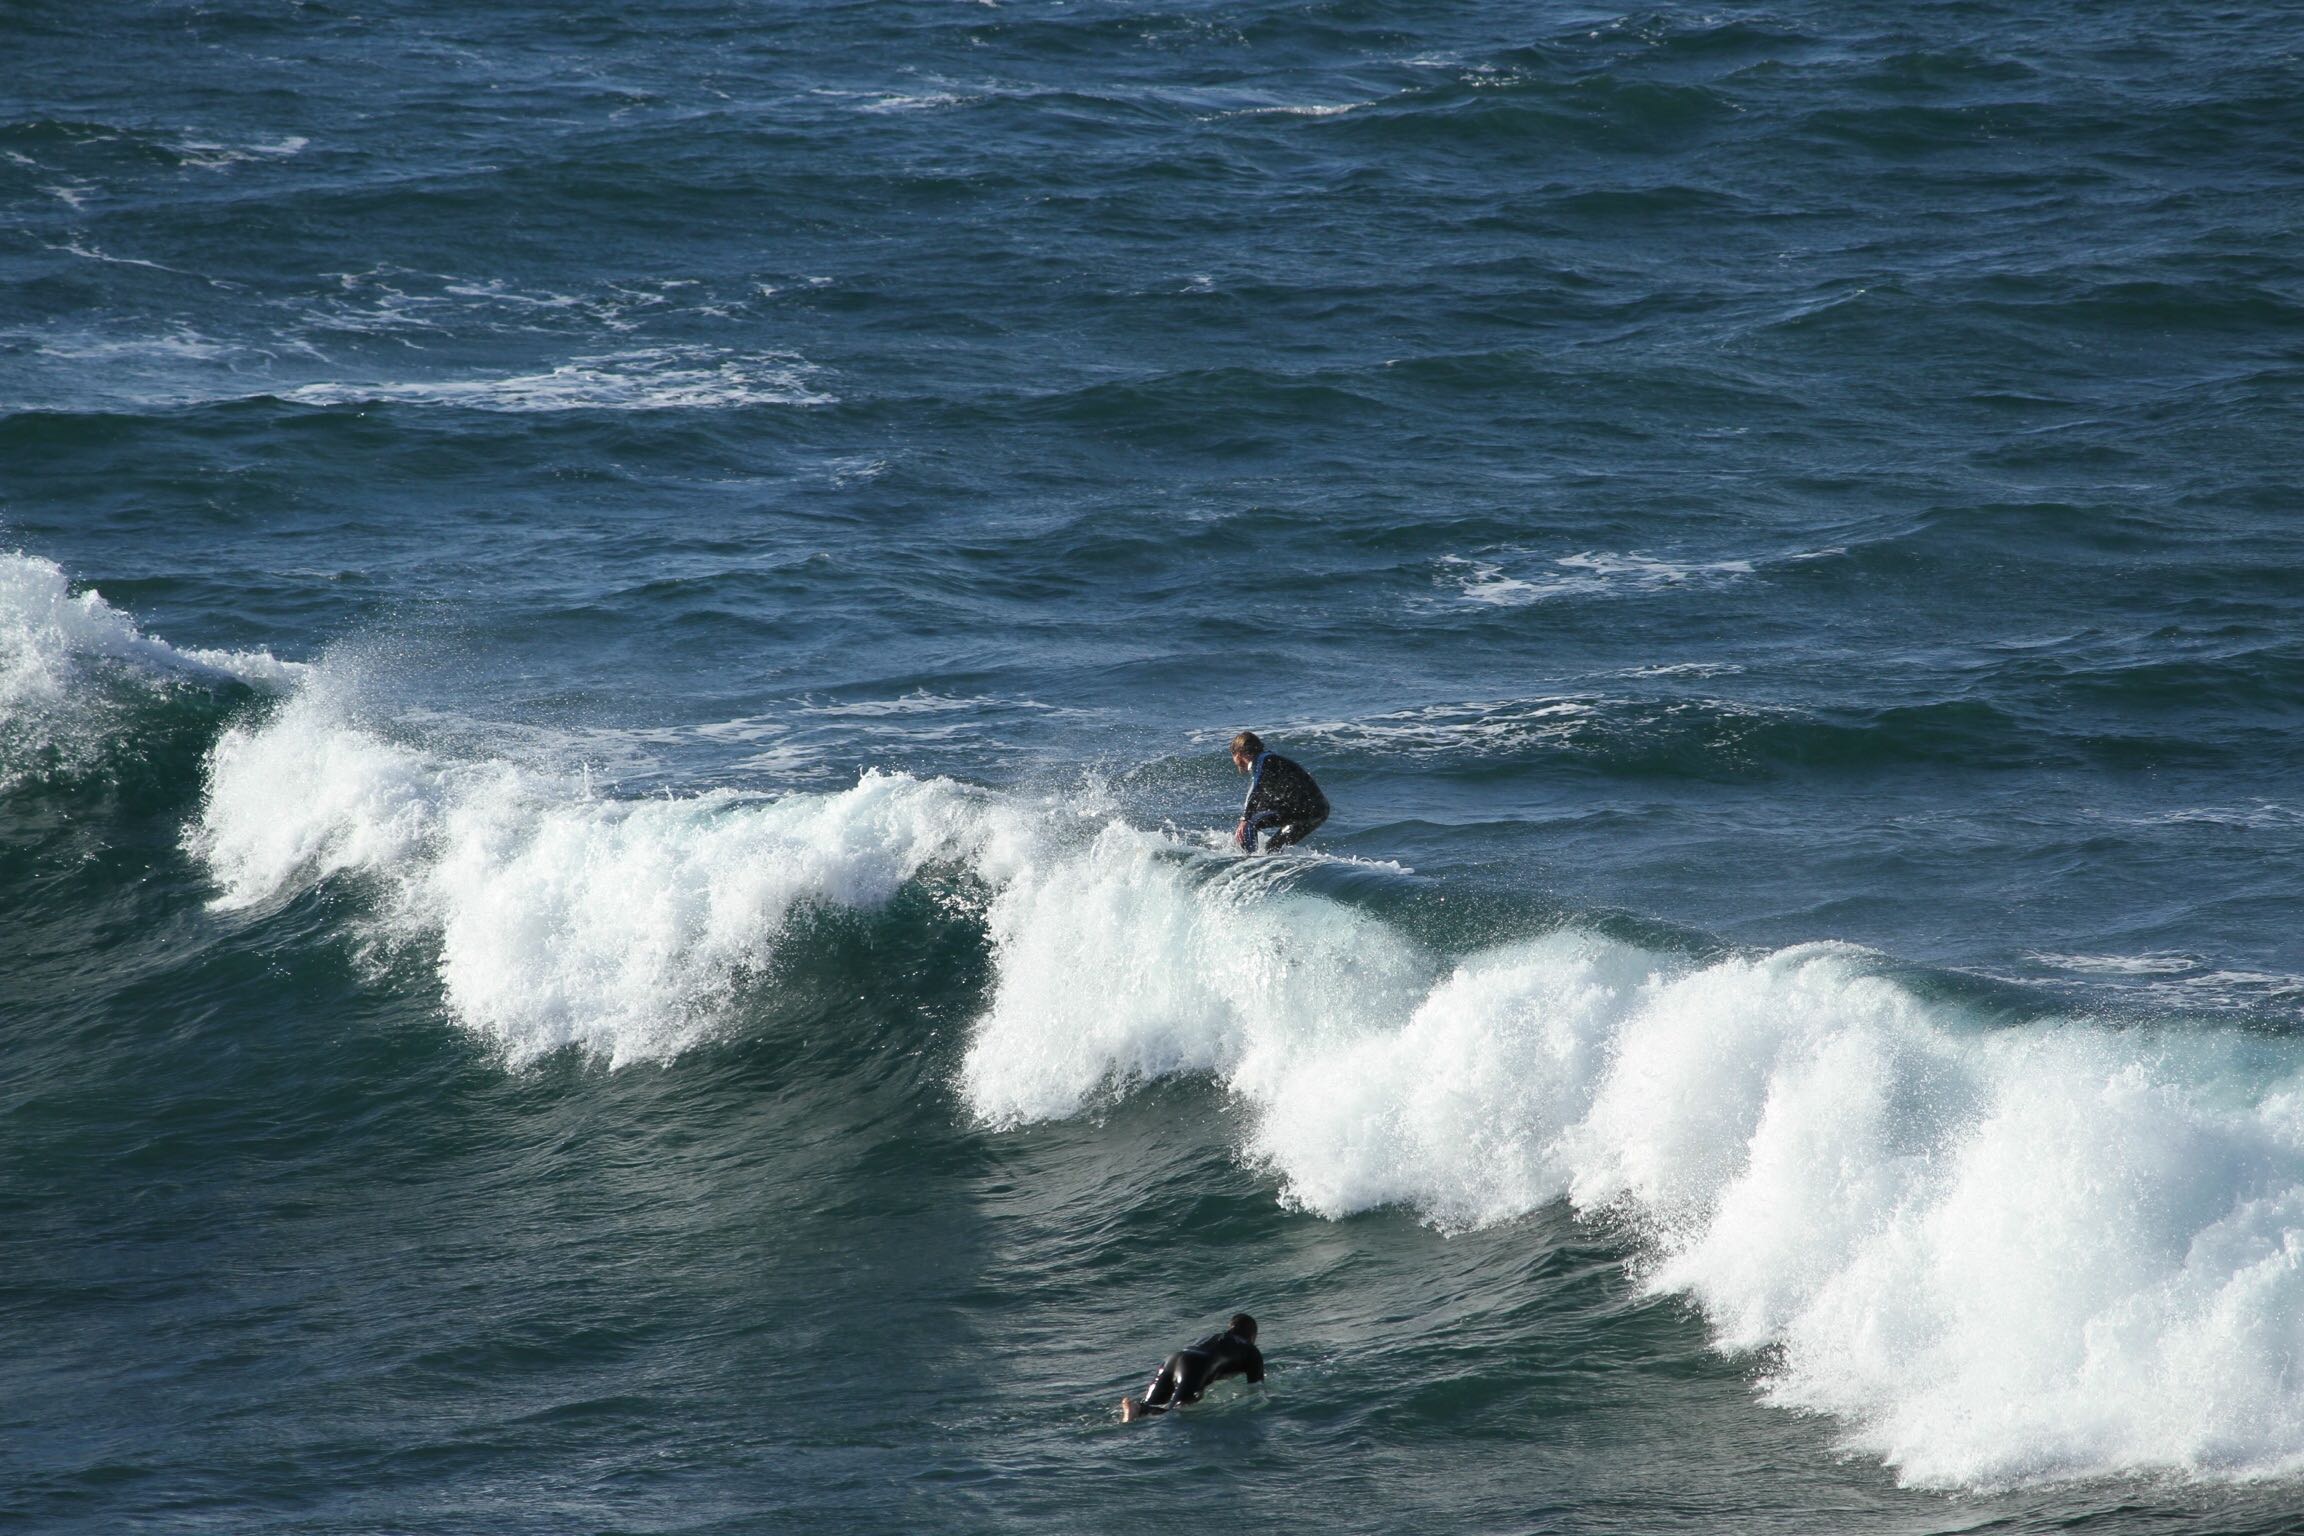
[6,2,2304,1531]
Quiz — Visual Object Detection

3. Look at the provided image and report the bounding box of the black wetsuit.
[1136,1327,1265,1415]
[1238,752,1329,852]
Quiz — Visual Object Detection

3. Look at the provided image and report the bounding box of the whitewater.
[11,4,2304,1531]
[0,551,2268,1493]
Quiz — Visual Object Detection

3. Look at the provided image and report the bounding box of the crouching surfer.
[1120,1313,1264,1422]
[1230,732,1328,853]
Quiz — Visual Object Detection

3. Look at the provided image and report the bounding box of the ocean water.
[6,1,2304,1530]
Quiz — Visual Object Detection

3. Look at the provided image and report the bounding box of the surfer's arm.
[1238,753,1269,818]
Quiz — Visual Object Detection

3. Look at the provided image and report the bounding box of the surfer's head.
[1230,731,1263,771]
[1229,1313,1257,1341]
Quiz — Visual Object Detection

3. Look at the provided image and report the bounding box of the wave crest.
[959,865,2304,1489]
[189,682,1007,1066]
[0,550,303,788]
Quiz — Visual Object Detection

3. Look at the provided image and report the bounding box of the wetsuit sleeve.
[1239,754,1269,819]
[1243,1344,1264,1384]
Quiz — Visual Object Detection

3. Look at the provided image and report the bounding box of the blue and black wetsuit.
[1237,751,1329,852]
[1134,1327,1265,1415]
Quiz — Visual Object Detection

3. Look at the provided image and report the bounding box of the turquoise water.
[6,3,2304,1531]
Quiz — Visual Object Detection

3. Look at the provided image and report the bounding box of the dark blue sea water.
[7,2,2304,1530]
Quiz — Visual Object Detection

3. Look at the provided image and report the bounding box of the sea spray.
[0,550,306,706]
[0,550,305,789]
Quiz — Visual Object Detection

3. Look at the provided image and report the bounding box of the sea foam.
[960,861,2304,1490]
[0,550,305,707]
[189,679,1023,1065]
[153,609,2304,1491]
[279,347,831,412]
[0,550,304,786]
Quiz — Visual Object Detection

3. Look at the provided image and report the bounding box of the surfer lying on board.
[1231,732,1328,852]
[1121,1314,1264,1422]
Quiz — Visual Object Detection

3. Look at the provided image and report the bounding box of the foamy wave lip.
[959,869,2304,1489]
[281,347,832,412]
[1443,551,1755,606]
[0,550,306,712]
[961,820,1436,1126]
[189,683,1031,1066]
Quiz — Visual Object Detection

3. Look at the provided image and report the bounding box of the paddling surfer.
[1230,732,1328,852]
[1120,1314,1264,1421]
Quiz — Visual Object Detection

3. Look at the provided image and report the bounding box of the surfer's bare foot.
[1120,1396,1141,1422]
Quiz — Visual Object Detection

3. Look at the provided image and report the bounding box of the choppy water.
[7,2,2304,1531]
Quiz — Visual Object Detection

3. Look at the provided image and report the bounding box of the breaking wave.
[965,876,2304,1491]
[0,549,304,788]
[9,560,2284,1494]
[187,677,1031,1066]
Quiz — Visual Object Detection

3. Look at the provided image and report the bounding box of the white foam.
[0,550,306,714]
[958,884,2304,1490]
[280,347,831,412]
[806,86,978,113]
[2125,804,2304,831]
[1443,550,1755,606]
[1226,101,1370,118]
[174,134,309,169]
[961,823,1433,1126]
[188,681,1030,1066]
[856,91,975,113]
[47,239,198,277]
[35,329,243,364]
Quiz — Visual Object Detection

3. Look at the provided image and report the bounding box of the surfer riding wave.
[1231,732,1328,853]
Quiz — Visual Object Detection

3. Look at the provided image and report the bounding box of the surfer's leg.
[1166,1351,1219,1407]
[1262,814,1324,851]
[1140,1355,1186,1411]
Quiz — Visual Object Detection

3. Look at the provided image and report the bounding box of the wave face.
[150,644,2304,1492]
[963,857,2304,1488]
